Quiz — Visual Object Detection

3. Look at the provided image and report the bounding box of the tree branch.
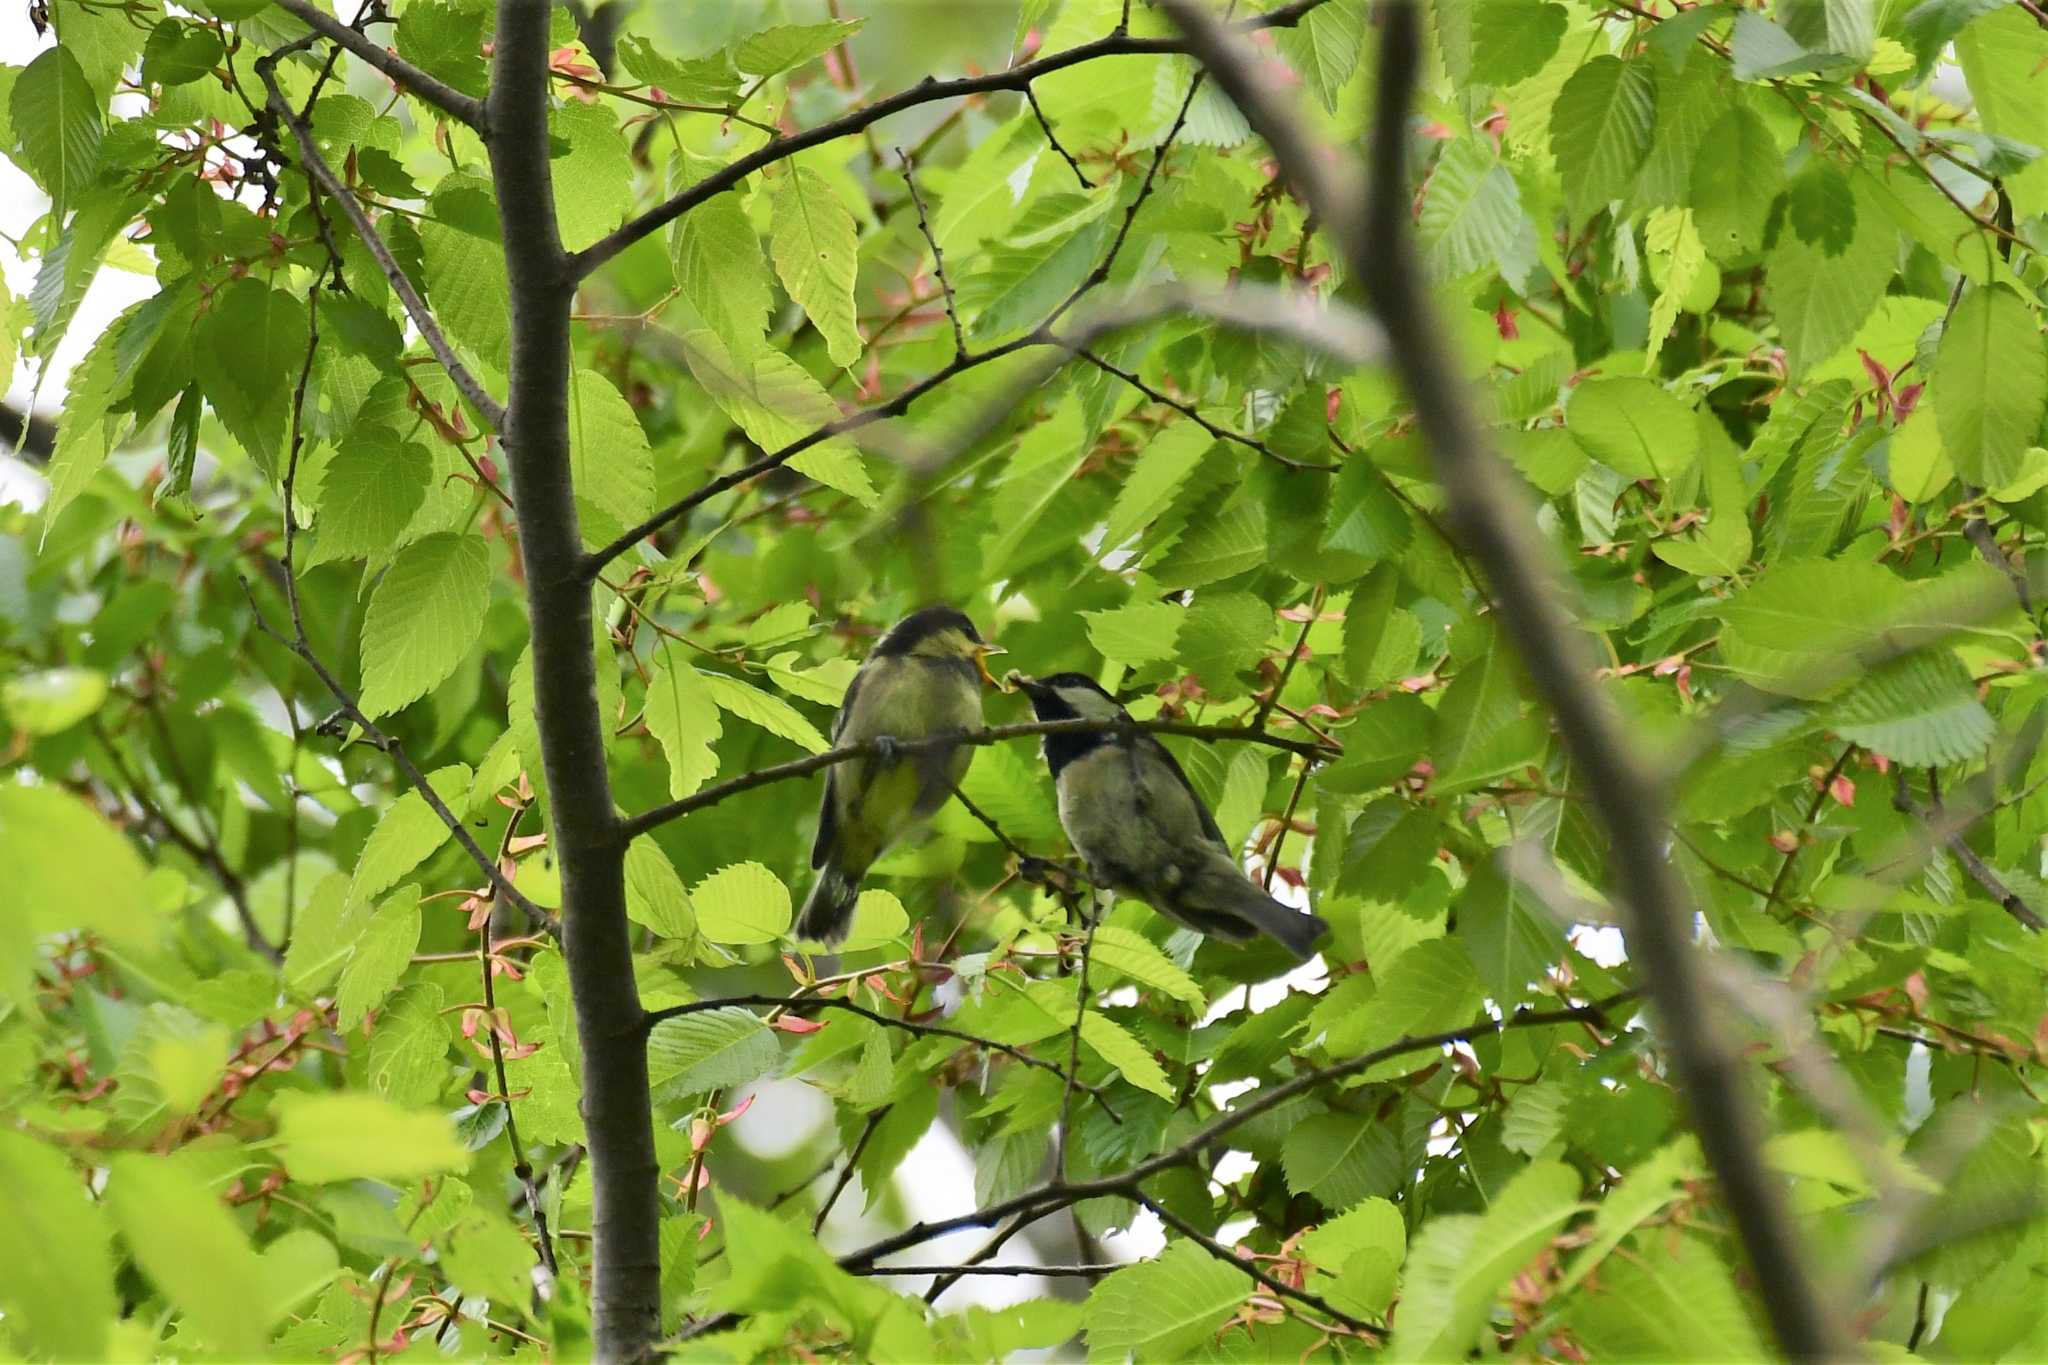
[269,0,487,130]
[1891,775,2047,930]
[565,0,1333,279]
[1159,3,1848,1357]
[831,992,1634,1271]
[616,715,1339,841]
[485,4,656,1358]
[253,56,507,433]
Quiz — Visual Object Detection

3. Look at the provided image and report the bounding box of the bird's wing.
[812,663,868,868]
[1135,731,1229,853]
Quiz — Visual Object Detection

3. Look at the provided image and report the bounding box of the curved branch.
[566,0,1332,278]
[1159,2,1847,1357]
[616,715,1340,841]
[269,0,487,130]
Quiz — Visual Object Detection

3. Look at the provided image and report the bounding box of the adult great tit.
[797,606,1004,943]
[1016,672,1329,961]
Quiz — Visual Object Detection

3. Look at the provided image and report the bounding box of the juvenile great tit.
[1016,672,1330,961]
[797,606,1005,943]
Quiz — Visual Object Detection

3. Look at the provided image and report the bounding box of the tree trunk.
[487,4,661,1358]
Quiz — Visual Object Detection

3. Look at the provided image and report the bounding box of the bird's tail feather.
[1205,873,1329,961]
[796,864,862,945]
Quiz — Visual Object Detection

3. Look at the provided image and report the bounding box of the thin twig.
[479,801,559,1282]
[1053,913,1099,1180]
[1762,744,1856,911]
[812,1108,887,1234]
[1025,83,1093,188]
[1138,1192,1380,1340]
[894,148,966,359]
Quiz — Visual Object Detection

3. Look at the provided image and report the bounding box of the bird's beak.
[973,643,1008,690]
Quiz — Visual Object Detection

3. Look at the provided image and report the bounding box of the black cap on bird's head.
[1015,672,1123,720]
[874,605,1005,685]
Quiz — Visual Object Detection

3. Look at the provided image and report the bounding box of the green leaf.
[193,279,308,478]
[367,983,451,1109]
[702,669,830,753]
[1106,426,1215,554]
[347,764,471,909]
[282,874,357,996]
[648,1006,782,1099]
[1769,175,1898,377]
[1718,556,1910,655]
[1152,496,1267,590]
[1176,590,1272,698]
[568,367,655,551]
[1085,601,1185,666]
[357,532,491,717]
[1550,56,1659,223]
[1391,1161,1582,1361]
[1282,1113,1405,1209]
[1421,136,1531,283]
[1319,693,1434,794]
[1779,0,1875,62]
[1569,1232,1767,1361]
[1935,285,2048,490]
[1089,925,1204,1007]
[1691,103,1783,259]
[769,167,863,367]
[1083,1240,1247,1362]
[625,837,698,940]
[1828,650,1996,766]
[0,784,153,1003]
[1730,10,1836,80]
[734,19,865,77]
[1278,0,1368,112]
[0,1130,117,1360]
[41,305,130,530]
[673,189,772,354]
[10,46,102,216]
[645,652,723,799]
[305,431,432,566]
[141,21,225,87]
[552,101,634,253]
[2,664,107,736]
[692,861,793,944]
[1457,863,1565,1006]
[962,215,1110,343]
[1567,376,1700,480]
[1079,1009,1174,1099]
[419,183,508,359]
[1471,0,1568,84]
[335,885,423,1030]
[106,1154,333,1358]
[617,38,740,103]
[278,1092,470,1183]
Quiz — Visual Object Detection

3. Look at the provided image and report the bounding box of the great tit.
[1016,672,1330,961]
[797,606,1004,943]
